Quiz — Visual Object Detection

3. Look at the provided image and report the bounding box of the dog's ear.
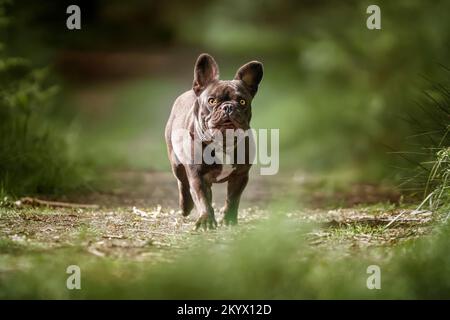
[193,53,219,96]
[234,61,263,97]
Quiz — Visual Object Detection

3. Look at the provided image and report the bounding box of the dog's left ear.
[234,61,263,96]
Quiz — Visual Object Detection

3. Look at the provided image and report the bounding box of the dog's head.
[192,53,263,135]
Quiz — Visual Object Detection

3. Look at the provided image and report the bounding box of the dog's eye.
[239,99,246,106]
[208,98,217,105]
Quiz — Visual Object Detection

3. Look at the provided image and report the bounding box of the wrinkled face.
[192,54,263,133]
[199,80,253,131]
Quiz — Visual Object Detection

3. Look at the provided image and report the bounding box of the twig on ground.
[384,192,434,229]
[102,234,125,239]
[132,206,150,217]
[16,197,100,209]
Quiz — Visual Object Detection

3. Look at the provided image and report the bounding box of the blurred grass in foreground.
[0,209,448,299]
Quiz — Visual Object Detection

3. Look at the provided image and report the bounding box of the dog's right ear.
[193,53,219,96]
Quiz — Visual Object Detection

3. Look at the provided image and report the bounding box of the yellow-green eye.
[239,99,246,106]
[208,98,217,105]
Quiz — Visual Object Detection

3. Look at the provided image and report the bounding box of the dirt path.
[0,171,435,264]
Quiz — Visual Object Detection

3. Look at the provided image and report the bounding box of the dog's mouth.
[220,118,235,129]
[207,110,249,131]
[208,116,238,130]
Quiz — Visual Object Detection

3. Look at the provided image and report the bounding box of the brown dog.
[165,53,263,229]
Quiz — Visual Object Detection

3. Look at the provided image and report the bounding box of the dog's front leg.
[221,171,249,225]
[185,166,217,230]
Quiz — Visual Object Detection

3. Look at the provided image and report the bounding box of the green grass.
[394,71,450,206]
[425,146,450,209]
[329,223,386,239]
[0,205,448,299]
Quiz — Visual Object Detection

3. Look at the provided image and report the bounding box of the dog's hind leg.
[173,164,194,216]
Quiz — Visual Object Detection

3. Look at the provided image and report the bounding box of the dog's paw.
[194,214,217,231]
[219,207,238,226]
[220,216,238,226]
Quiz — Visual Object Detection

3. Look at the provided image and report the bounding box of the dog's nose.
[222,104,233,114]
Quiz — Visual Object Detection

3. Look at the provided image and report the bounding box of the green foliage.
[396,70,450,208]
[0,1,87,196]
[423,78,450,208]
[426,146,450,210]
[0,215,449,299]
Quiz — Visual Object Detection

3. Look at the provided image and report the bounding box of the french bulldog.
[165,53,263,230]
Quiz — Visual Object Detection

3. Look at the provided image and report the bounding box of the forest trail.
[0,171,434,263]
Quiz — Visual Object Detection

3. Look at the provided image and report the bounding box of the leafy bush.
[0,1,86,197]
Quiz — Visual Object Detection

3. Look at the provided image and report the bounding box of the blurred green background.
[1,0,449,195]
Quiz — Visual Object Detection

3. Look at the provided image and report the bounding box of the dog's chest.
[216,164,235,181]
[205,164,235,183]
